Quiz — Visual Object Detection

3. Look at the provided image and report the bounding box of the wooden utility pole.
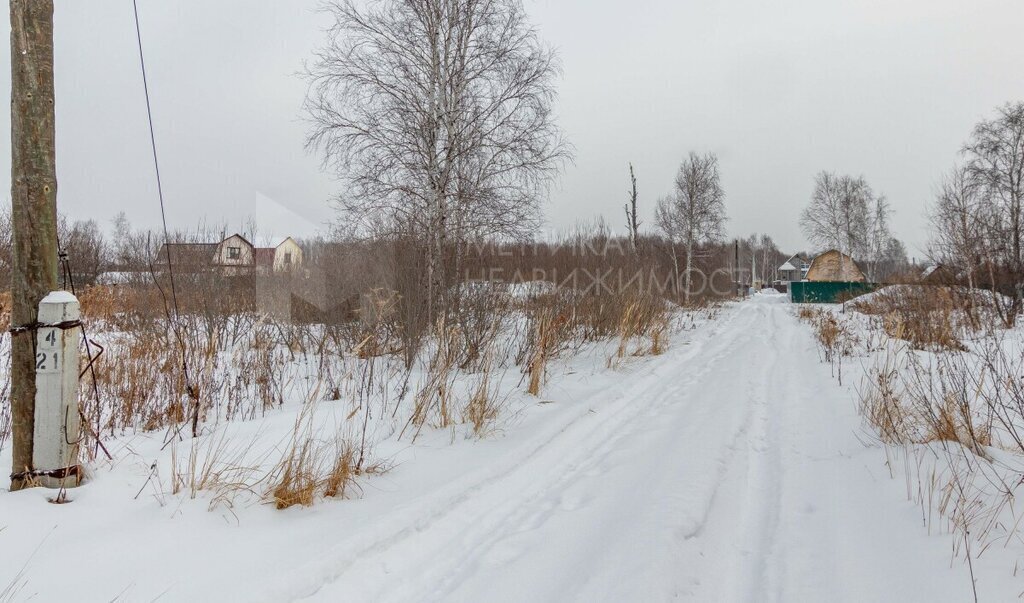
[10,0,59,491]
[733,239,739,297]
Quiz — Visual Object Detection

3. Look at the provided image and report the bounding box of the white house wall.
[215,234,255,268]
[273,238,303,272]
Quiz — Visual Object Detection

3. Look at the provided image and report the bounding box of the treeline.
[798,172,910,283]
[929,101,1024,324]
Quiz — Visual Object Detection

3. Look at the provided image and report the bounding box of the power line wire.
[131,0,198,436]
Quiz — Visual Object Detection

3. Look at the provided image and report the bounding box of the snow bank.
[855,283,1013,309]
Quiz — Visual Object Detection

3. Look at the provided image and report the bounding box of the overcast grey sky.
[2,0,1022,256]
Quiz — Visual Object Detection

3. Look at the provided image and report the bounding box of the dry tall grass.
[0,225,701,511]
[268,406,388,509]
[848,284,1024,570]
[169,430,265,512]
[526,306,559,396]
[408,319,462,435]
[799,307,858,384]
[858,347,915,444]
[464,370,501,438]
[851,286,995,351]
[615,294,669,359]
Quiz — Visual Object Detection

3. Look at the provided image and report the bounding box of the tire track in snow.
[418,311,767,602]
[295,303,767,602]
[669,301,783,600]
[718,301,785,603]
[379,306,765,603]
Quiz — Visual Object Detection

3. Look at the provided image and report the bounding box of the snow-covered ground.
[2,294,1019,601]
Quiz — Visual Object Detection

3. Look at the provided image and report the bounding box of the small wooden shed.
[805,250,866,282]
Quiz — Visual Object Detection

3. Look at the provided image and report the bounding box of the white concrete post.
[32,290,82,489]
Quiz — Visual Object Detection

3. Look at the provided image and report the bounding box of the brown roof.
[224,233,255,249]
[255,248,275,266]
[156,243,216,266]
[922,264,958,285]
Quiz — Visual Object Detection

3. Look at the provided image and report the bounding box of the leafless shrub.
[855,312,1024,569]
[452,283,508,372]
[406,319,462,437]
[0,216,709,514]
[858,345,917,444]
[851,286,1004,351]
[801,308,859,384]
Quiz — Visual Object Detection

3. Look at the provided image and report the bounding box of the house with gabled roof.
[777,254,810,284]
[214,233,256,276]
[157,233,303,277]
[805,249,866,282]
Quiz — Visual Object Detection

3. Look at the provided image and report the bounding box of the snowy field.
[3,293,1023,601]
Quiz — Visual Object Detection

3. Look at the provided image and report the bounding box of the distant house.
[155,243,217,272]
[214,234,256,276]
[157,234,303,276]
[805,249,866,282]
[777,254,810,283]
[921,263,958,285]
[267,237,303,274]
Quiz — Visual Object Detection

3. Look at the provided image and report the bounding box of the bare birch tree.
[746,233,783,284]
[961,101,1024,319]
[624,163,640,250]
[655,152,726,304]
[929,165,986,289]
[306,0,570,319]
[864,195,893,281]
[800,172,874,274]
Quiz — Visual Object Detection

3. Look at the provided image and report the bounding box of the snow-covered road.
[300,296,981,602]
[2,296,996,601]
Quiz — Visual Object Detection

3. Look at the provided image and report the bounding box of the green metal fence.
[789,281,878,304]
